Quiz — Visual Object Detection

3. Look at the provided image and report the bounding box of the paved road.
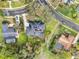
[53,11,79,32]
[2,0,79,31]
[3,5,28,16]
[38,0,79,32]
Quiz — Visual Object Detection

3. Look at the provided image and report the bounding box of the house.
[58,33,75,50]
[62,0,74,4]
[2,21,17,44]
[26,20,45,38]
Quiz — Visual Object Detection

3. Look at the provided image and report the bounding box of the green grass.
[0,10,4,17]
[0,1,25,8]
[17,32,28,45]
[45,18,58,36]
[0,0,33,8]
[11,0,33,8]
[34,44,72,59]
[76,0,79,2]
[11,1,25,8]
[50,25,77,38]
[58,5,77,17]
[0,18,3,43]
[57,5,79,24]
[58,25,77,36]
[0,2,9,8]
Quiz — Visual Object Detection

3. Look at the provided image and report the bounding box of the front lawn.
[45,18,58,37]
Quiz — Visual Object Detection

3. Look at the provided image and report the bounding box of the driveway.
[3,5,28,16]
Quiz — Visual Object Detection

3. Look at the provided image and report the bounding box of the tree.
[17,32,28,45]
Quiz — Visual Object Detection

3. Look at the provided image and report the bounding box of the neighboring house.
[62,0,74,4]
[54,33,75,52]
[2,21,17,44]
[26,20,45,38]
[58,33,75,50]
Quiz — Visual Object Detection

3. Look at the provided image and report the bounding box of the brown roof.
[58,34,75,50]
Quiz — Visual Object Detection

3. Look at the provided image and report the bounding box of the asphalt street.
[3,0,79,32]
[38,0,79,32]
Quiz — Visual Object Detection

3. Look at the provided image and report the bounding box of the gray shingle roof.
[2,22,16,43]
[64,0,74,4]
[26,21,45,38]
[54,42,63,51]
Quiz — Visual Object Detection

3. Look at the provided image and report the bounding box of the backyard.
[34,43,72,59]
